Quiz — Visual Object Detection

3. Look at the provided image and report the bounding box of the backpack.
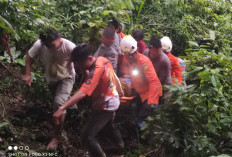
[177,58,187,80]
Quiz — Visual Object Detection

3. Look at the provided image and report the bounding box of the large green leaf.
[198,71,211,80]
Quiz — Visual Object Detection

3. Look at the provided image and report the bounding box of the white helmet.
[161,36,172,52]
[120,35,137,55]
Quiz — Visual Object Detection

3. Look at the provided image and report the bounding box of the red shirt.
[80,57,119,111]
[167,52,182,83]
[137,40,146,54]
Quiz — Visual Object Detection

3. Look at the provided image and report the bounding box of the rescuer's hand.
[53,108,64,125]
[23,75,32,86]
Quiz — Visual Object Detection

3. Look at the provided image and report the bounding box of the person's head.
[132,30,144,42]
[101,27,115,45]
[108,18,122,33]
[71,43,95,70]
[149,36,162,59]
[160,36,172,53]
[120,35,138,64]
[39,28,62,50]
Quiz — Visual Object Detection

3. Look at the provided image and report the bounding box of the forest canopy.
[0,0,232,157]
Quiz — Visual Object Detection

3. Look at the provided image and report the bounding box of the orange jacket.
[167,52,182,83]
[120,53,162,105]
[80,57,119,110]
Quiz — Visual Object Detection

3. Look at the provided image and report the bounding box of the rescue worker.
[132,30,146,54]
[23,28,76,149]
[143,36,172,86]
[54,44,124,157]
[120,36,162,128]
[161,36,182,84]
[95,27,120,73]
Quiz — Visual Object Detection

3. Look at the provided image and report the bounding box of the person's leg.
[103,112,124,152]
[136,99,152,129]
[47,77,75,149]
[135,99,153,145]
[81,111,114,157]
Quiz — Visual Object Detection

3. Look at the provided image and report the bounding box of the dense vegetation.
[0,0,232,156]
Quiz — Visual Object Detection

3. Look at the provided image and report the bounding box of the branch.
[1,37,13,62]
[142,147,165,157]
[0,62,21,80]
[143,148,159,156]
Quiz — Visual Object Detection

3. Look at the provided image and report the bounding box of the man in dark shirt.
[94,27,120,73]
[143,36,172,86]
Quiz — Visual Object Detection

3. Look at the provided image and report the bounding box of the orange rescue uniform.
[80,57,119,111]
[121,53,162,105]
[167,52,182,83]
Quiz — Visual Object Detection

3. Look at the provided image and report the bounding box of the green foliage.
[210,155,232,157]
[142,47,232,156]
[0,0,55,41]
[0,15,19,40]
[52,0,134,50]
[0,48,25,65]
[0,0,232,156]
[125,144,147,157]
[124,0,232,55]
[0,122,9,134]
[0,0,135,54]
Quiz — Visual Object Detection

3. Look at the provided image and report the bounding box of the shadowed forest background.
[0,0,232,156]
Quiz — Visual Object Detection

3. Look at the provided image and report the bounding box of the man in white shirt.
[23,28,76,149]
